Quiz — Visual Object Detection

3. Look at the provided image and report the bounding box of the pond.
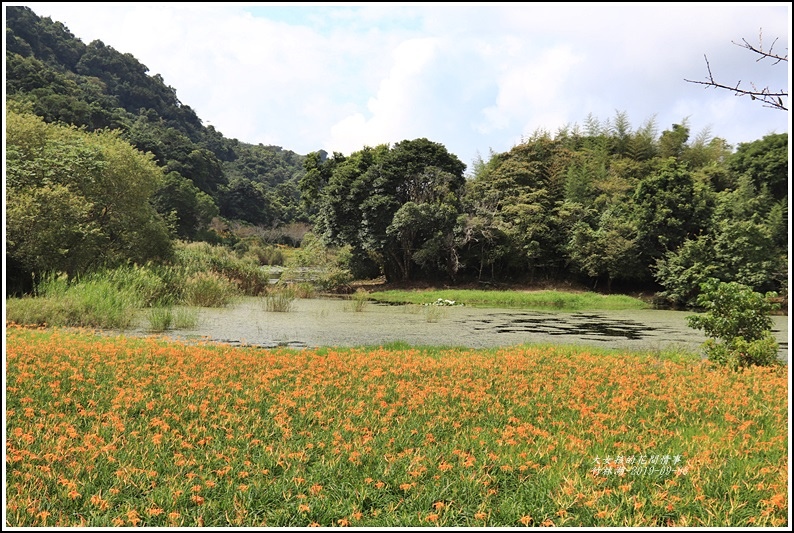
[131,297,790,363]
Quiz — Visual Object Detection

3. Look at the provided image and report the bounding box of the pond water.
[131,297,790,362]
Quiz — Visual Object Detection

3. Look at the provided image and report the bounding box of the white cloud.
[479,45,583,134]
[14,2,791,165]
[326,37,440,152]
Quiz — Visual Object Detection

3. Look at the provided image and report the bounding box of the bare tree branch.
[684,28,788,111]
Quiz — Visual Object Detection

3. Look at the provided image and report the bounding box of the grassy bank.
[368,289,651,311]
[6,326,787,527]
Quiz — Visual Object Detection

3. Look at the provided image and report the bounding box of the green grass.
[369,289,650,311]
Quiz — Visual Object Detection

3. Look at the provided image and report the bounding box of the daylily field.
[5,325,789,527]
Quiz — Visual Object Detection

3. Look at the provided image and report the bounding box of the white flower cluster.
[425,298,462,306]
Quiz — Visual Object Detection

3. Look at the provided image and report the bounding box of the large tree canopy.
[310,139,466,281]
[6,107,173,289]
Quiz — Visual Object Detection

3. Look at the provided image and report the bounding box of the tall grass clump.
[5,271,141,329]
[424,304,447,323]
[182,271,239,307]
[103,264,170,306]
[146,307,173,332]
[146,306,198,332]
[264,285,297,312]
[348,289,370,312]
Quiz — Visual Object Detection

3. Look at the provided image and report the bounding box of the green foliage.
[567,208,643,289]
[654,235,718,307]
[655,171,785,307]
[6,5,307,243]
[146,306,174,332]
[182,271,239,307]
[6,2,789,295]
[151,172,219,239]
[687,279,780,369]
[6,109,173,280]
[314,140,466,282]
[632,158,710,267]
[174,241,270,296]
[5,271,140,329]
[283,233,353,292]
[728,133,788,201]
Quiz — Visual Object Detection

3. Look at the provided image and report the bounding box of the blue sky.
[10,2,792,172]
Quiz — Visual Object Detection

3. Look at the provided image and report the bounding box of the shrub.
[687,279,780,369]
[175,241,270,296]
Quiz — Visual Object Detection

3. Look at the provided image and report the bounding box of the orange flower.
[433,501,446,511]
[769,493,786,509]
[425,513,439,523]
[298,504,310,513]
[337,518,350,526]
[90,493,109,511]
[475,512,487,520]
[519,515,533,526]
[127,510,141,526]
[400,483,412,491]
[191,495,205,505]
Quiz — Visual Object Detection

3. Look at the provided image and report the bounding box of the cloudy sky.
[13,2,792,171]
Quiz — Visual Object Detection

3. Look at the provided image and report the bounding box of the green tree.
[658,122,690,159]
[687,279,780,369]
[315,140,465,282]
[5,108,172,286]
[567,209,643,291]
[151,172,219,239]
[218,178,279,227]
[632,159,711,269]
[727,133,788,201]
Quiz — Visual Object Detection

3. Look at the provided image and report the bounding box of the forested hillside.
[5,6,788,306]
[5,5,307,233]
